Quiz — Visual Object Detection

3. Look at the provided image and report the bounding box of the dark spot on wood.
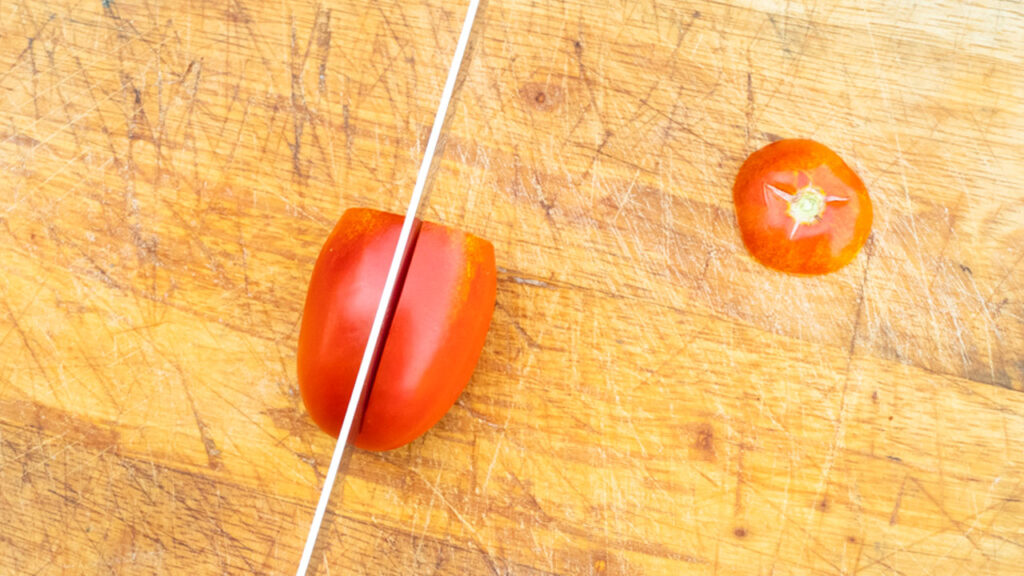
[959,263,972,275]
[264,406,319,437]
[314,8,332,94]
[225,3,252,23]
[887,455,902,462]
[694,425,713,452]
[0,399,119,452]
[693,10,701,18]
[733,527,747,538]
[200,434,222,470]
[847,535,858,544]
[574,40,583,51]
[691,422,716,462]
[519,82,563,111]
[872,390,879,403]
[4,132,42,148]
[817,498,829,512]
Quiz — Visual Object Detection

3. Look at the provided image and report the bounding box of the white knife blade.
[295,1,485,574]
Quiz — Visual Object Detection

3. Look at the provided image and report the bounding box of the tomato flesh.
[733,139,873,274]
[297,208,497,451]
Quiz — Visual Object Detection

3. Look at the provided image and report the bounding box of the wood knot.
[519,82,562,112]
[733,527,748,538]
[689,422,717,462]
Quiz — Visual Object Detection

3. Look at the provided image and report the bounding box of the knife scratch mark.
[408,467,503,575]
[494,301,542,350]
[288,16,309,180]
[305,8,338,185]
[985,250,1024,309]
[909,477,990,557]
[314,8,332,95]
[801,238,874,555]
[2,298,68,410]
[479,430,504,493]
[864,18,948,371]
[497,268,552,289]
[169,361,222,471]
[0,16,143,118]
[744,70,754,142]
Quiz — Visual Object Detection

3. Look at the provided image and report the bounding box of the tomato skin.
[733,139,873,275]
[297,208,497,451]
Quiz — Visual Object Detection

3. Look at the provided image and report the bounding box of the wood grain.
[1,0,1022,574]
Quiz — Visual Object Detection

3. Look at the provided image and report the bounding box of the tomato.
[297,208,497,451]
[732,139,873,275]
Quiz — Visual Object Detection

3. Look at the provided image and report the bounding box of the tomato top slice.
[733,139,873,275]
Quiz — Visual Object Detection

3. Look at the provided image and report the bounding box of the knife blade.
[295,1,485,574]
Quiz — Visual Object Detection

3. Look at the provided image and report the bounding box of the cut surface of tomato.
[733,139,873,275]
[297,208,497,451]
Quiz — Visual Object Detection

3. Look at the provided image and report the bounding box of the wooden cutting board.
[1,0,1021,574]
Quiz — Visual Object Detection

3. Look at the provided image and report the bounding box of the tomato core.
[787,185,825,223]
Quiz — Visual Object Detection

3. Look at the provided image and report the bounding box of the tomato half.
[297,208,497,451]
[732,139,873,275]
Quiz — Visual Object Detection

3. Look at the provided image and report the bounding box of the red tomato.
[733,139,873,275]
[297,208,497,451]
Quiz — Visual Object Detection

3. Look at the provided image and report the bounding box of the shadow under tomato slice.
[732,139,873,275]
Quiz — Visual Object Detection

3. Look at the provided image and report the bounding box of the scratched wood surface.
[1,0,1022,574]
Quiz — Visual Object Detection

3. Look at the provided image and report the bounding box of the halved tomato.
[733,139,873,275]
[297,208,497,451]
